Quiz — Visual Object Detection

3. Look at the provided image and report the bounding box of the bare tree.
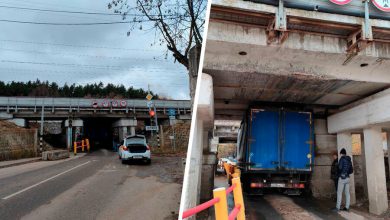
[108,0,206,70]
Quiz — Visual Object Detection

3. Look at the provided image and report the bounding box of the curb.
[0,158,42,169]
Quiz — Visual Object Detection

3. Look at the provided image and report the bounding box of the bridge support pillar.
[180,73,215,218]
[112,118,137,140]
[65,119,84,151]
[363,127,388,215]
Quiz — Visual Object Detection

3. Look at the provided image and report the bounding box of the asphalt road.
[0,150,183,220]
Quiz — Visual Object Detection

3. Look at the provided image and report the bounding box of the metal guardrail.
[245,0,390,20]
[0,97,191,109]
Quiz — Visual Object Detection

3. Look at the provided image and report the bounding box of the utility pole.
[40,104,44,153]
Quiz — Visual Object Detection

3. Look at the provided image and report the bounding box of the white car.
[118,135,151,164]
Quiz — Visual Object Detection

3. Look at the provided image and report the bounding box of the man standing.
[330,153,338,192]
[334,148,354,212]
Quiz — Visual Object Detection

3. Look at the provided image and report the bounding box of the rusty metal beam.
[288,17,359,31]
[209,18,268,29]
[211,6,273,19]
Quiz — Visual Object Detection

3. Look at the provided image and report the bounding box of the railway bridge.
[0,97,191,150]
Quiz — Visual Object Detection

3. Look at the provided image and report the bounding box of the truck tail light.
[123,146,127,151]
[293,183,305,188]
[250,183,264,188]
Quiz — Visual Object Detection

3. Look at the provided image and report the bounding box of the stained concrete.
[42,150,69,161]
[311,119,337,199]
[363,127,388,215]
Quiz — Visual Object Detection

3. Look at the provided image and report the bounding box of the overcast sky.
[0,0,190,99]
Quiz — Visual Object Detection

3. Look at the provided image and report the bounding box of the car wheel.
[121,159,126,164]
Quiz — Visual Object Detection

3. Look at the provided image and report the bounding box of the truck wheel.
[301,187,312,197]
[146,159,151,165]
[121,159,126,164]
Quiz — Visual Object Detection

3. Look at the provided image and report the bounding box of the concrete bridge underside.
[205,0,390,120]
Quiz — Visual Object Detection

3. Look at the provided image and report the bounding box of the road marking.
[2,161,91,200]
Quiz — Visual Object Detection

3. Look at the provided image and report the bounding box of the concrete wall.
[217,143,236,159]
[0,128,38,161]
[353,155,367,201]
[160,122,191,150]
[311,119,338,199]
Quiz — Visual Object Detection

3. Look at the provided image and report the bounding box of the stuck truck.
[236,107,314,195]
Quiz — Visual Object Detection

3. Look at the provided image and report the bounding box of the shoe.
[342,207,349,212]
[331,208,340,212]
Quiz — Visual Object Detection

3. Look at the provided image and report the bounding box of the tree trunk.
[188,45,202,105]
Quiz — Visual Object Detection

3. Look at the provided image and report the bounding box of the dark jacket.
[338,155,353,178]
[330,158,338,180]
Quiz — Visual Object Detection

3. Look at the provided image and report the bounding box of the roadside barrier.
[73,139,90,155]
[182,177,245,220]
[223,162,241,182]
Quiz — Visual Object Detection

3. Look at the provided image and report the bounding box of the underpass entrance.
[83,118,116,150]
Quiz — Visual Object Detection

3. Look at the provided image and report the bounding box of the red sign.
[91,100,128,108]
[329,0,352,5]
[372,0,390,12]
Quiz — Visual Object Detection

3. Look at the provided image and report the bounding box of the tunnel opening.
[83,118,116,151]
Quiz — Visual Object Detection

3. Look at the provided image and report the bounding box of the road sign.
[329,0,352,5]
[372,0,390,12]
[146,93,153,101]
[167,108,176,116]
[146,126,158,131]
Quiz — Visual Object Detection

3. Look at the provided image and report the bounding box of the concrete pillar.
[119,127,128,140]
[200,131,217,202]
[210,136,219,153]
[387,131,390,181]
[130,127,136,136]
[336,132,356,205]
[179,73,214,219]
[311,119,337,199]
[200,153,217,202]
[363,126,388,215]
[359,133,368,200]
[7,118,26,127]
[112,118,137,140]
[180,118,204,217]
[65,119,83,150]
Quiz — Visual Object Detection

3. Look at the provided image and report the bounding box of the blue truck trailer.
[237,108,314,195]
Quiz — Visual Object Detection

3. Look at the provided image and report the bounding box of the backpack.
[340,156,353,179]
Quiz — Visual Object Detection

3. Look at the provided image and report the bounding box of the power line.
[0,39,162,52]
[0,0,112,14]
[0,5,185,18]
[0,60,186,72]
[0,4,125,16]
[0,19,155,25]
[0,47,168,58]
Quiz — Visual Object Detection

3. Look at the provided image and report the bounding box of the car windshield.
[126,137,145,145]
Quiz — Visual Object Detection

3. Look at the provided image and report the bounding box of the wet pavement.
[214,175,382,220]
